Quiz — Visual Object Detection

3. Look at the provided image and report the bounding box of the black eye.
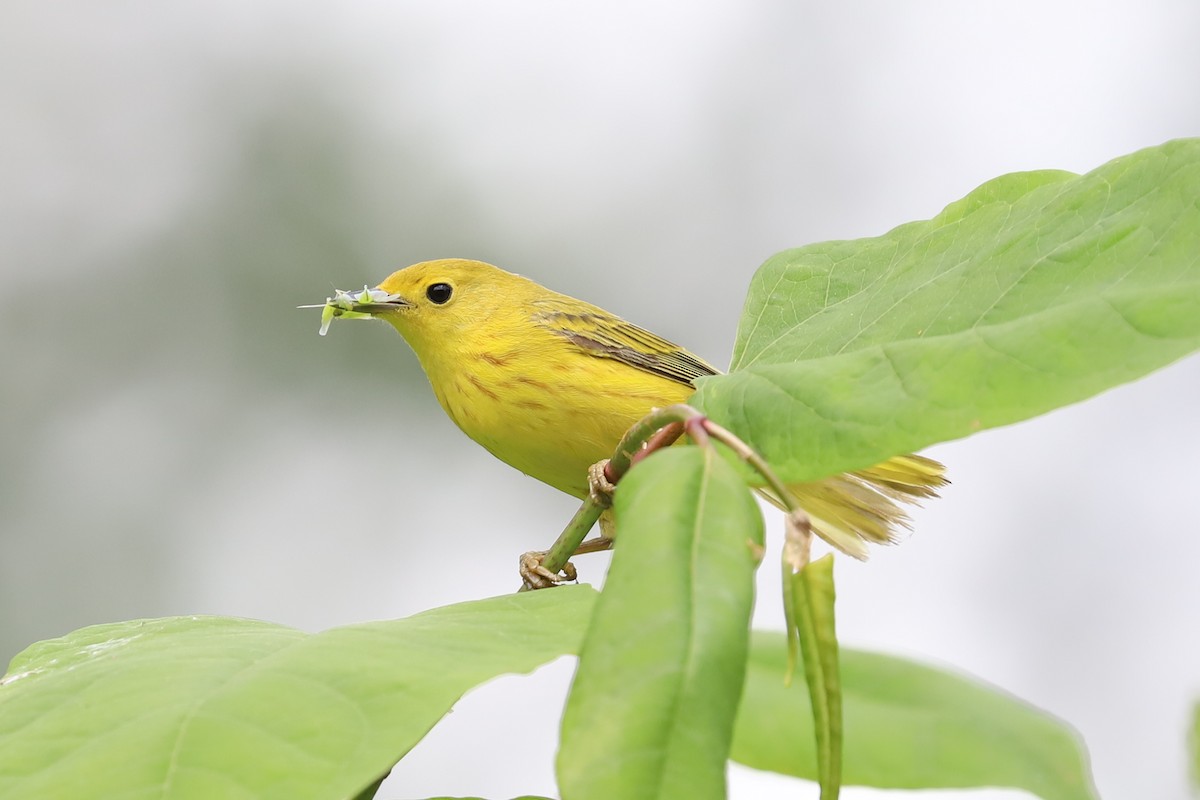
[426,282,453,304]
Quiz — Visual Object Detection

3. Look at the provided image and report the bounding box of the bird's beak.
[300,286,412,336]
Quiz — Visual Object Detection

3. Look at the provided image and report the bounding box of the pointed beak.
[300,286,412,336]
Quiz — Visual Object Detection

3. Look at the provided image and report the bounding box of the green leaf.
[352,775,387,800]
[693,139,1200,481]
[0,587,597,800]
[557,446,764,800]
[783,554,842,800]
[732,632,1099,800]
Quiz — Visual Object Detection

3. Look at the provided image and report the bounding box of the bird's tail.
[758,453,948,559]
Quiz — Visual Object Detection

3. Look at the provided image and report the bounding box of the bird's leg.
[518,459,619,590]
[520,460,619,592]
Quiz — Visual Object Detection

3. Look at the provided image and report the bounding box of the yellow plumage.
[333,258,946,557]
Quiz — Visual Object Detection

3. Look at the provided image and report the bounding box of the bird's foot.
[519,550,578,590]
[588,459,617,508]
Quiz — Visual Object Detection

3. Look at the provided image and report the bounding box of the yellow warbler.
[316,259,945,557]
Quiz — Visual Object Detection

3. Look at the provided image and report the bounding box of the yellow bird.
[317,259,945,560]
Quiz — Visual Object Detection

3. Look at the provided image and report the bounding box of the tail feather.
[851,454,947,499]
[759,453,948,560]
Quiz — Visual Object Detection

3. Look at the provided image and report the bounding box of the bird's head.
[308,258,536,354]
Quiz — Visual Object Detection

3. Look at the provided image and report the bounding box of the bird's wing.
[531,299,719,387]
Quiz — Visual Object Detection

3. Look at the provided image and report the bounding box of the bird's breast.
[422,342,693,497]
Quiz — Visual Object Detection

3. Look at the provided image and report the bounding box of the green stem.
[607,404,705,477]
[525,497,608,592]
[703,419,802,516]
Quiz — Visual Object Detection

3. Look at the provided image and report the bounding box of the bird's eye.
[426,283,453,304]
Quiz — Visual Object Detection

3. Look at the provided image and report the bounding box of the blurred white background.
[2,2,1198,798]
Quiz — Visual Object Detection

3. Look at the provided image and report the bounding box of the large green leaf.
[0,587,597,800]
[732,632,1098,800]
[557,446,764,800]
[693,139,1200,481]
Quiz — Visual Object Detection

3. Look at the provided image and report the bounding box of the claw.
[519,550,578,590]
[588,459,617,509]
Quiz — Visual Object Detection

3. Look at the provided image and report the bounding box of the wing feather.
[532,299,718,387]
